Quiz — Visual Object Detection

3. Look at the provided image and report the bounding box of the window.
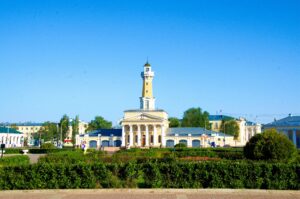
[146,68,149,72]
[146,90,148,93]
[150,135,153,143]
[135,135,138,143]
[146,83,148,85]
[158,135,161,143]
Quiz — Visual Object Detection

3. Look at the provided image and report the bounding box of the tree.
[59,114,69,141]
[221,120,239,139]
[10,123,18,130]
[87,116,112,132]
[169,117,180,127]
[71,115,80,144]
[181,107,210,129]
[39,122,58,142]
[244,129,297,162]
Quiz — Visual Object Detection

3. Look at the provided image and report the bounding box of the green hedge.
[0,161,299,190]
[2,148,23,154]
[0,155,30,167]
[28,148,76,154]
[115,148,245,160]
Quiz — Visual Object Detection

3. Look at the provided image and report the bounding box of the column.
[293,129,297,146]
[129,125,133,147]
[161,125,166,147]
[153,125,157,146]
[137,125,141,147]
[84,134,89,149]
[187,134,192,147]
[75,134,80,147]
[121,126,126,147]
[97,134,102,149]
[145,125,149,147]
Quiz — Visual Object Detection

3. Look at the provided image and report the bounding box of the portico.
[121,111,168,148]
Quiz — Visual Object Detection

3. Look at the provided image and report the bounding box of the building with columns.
[0,126,24,148]
[263,114,300,148]
[76,62,236,149]
[121,61,169,147]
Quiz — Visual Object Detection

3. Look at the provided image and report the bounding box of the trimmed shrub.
[244,129,297,161]
[0,161,299,190]
[174,143,187,148]
[0,155,30,167]
[2,148,22,154]
[41,143,56,149]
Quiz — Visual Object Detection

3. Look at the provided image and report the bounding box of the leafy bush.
[38,150,106,164]
[29,148,75,154]
[174,143,187,148]
[1,148,22,154]
[41,143,56,149]
[0,155,30,167]
[244,129,297,161]
[0,161,299,189]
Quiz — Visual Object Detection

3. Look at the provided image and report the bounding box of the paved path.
[0,189,298,199]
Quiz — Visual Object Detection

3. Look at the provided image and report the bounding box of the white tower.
[140,61,155,110]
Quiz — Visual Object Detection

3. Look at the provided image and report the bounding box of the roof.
[81,129,122,137]
[144,61,151,67]
[15,123,43,126]
[209,115,235,121]
[264,116,300,127]
[166,127,233,137]
[0,127,22,134]
[124,109,166,113]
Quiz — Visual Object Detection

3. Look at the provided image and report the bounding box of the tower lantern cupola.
[140,61,155,110]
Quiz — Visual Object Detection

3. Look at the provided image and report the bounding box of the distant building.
[0,126,24,148]
[15,123,43,145]
[263,114,300,148]
[209,115,262,146]
[76,129,122,148]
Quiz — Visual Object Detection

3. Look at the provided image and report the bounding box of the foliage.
[2,148,22,154]
[174,143,187,148]
[244,129,297,162]
[39,122,58,143]
[40,143,56,149]
[87,116,112,132]
[168,117,180,127]
[38,150,106,164]
[28,148,75,154]
[221,120,239,139]
[0,155,30,167]
[59,114,69,141]
[181,107,210,129]
[0,161,299,189]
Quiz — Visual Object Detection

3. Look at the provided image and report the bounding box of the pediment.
[123,113,165,122]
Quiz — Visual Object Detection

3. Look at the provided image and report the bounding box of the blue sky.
[0,0,299,125]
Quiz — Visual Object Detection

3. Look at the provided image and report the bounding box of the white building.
[0,126,24,148]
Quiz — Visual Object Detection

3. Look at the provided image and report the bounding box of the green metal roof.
[0,127,22,134]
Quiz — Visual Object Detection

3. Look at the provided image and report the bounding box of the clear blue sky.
[0,0,299,125]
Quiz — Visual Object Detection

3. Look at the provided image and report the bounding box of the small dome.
[144,61,151,67]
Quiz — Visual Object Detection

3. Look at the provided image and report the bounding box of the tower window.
[146,90,148,93]
[146,83,148,85]
[146,68,149,72]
